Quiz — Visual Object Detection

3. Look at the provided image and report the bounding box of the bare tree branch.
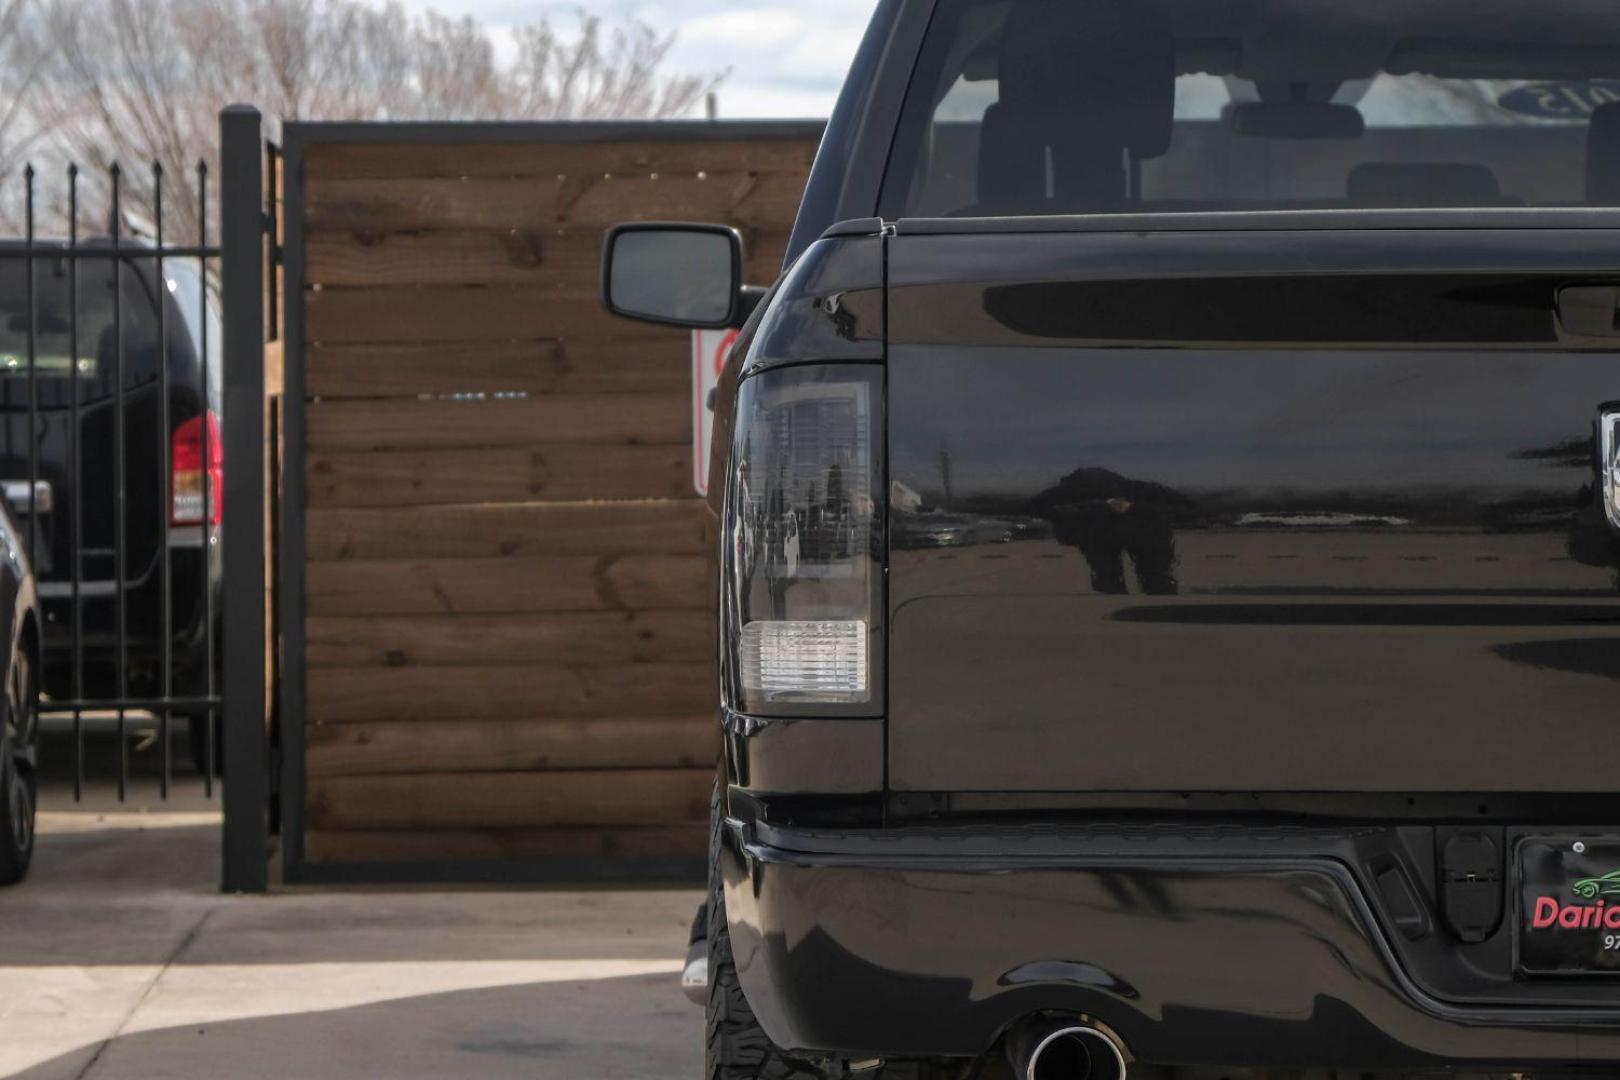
[0,0,47,231]
[3,0,725,239]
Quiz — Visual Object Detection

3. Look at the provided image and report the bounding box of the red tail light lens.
[172,410,222,526]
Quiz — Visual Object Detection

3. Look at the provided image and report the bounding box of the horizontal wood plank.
[305,395,688,452]
[303,138,820,181]
[309,444,692,508]
[306,611,712,667]
[309,229,597,287]
[306,229,789,288]
[288,133,808,861]
[307,554,710,615]
[305,284,659,344]
[304,173,807,234]
[303,825,707,863]
[307,716,717,776]
[306,501,712,561]
[307,769,714,830]
[304,339,690,399]
[309,662,714,723]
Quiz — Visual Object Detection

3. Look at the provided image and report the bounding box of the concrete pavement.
[0,793,704,1079]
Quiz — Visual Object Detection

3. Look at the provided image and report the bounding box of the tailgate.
[887,224,1620,793]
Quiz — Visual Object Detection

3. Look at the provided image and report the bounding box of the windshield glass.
[880,0,1620,218]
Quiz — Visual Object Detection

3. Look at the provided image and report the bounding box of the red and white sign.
[691,328,739,496]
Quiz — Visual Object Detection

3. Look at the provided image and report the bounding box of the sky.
[400,0,881,118]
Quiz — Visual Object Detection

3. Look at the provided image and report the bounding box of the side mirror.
[601,223,745,329]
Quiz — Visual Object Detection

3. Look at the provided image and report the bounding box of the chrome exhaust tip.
[1007,1018,1128,1080]
[680,938,708,1006]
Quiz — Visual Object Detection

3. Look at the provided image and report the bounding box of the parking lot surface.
[0,793,703,1079]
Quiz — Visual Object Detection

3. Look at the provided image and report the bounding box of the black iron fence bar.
[221,104,269,894]
[155,161,171,800]
[68,164,83,803]
[22,165,49,792]
[23,168,38,575]
[4,247,221,260]
[45,696,222,713]
[110,163,128,802]
[20,173,39,788]
[199,158,216,798]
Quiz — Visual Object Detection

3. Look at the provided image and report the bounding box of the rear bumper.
[37,543,219,695]
[721,817,1620,1069]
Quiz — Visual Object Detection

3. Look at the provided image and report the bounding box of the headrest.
[997,0,1175,159]
[1588,102,1620,205]
[978,103,1040,210]
[978,100,1135,213]
[1347,162,1501,207]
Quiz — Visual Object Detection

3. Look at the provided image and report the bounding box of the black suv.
[0,246,221,765]
[606,1,1620,1075]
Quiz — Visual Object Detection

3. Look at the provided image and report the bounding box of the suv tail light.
[723,365,883,715]
[171,410,222,526]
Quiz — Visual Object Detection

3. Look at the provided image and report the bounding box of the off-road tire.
[705,780,830,1080]
[0,649,37,885]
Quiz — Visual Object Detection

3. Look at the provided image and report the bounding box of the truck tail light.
[171,410,222,526]
[724,365,883,715]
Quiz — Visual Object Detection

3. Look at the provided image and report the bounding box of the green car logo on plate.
[1572,871,1620,900]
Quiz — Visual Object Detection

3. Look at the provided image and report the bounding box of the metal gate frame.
[273,119,825,885]
[4,157,223,791]
[0,103,273,893]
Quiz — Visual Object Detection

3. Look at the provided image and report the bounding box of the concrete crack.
[72,906,217,1080]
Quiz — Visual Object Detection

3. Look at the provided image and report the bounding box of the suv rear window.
[0,256,162,405]
[880,0,1620,218]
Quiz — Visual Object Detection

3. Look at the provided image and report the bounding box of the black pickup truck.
[604,1,1620,1076]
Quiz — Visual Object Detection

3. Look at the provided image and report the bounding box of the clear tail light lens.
[172,410,223,526]
[724,365,883,715]
[739,621,868,699]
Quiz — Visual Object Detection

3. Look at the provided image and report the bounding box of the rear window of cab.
[879,0,1620,218]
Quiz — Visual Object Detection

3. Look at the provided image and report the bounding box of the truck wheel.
[0,751,34,885]
[706,780,829,1080]
[0,652,36,885]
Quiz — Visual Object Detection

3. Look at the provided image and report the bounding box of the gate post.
[220,105,270,893]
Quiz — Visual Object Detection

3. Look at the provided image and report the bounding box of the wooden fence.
[280,122,823,876]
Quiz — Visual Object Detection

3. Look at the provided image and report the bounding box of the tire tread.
[0,761,31,885]
[705,779,829,1080]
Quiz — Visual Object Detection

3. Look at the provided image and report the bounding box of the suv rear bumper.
[721,817,1620,1069]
